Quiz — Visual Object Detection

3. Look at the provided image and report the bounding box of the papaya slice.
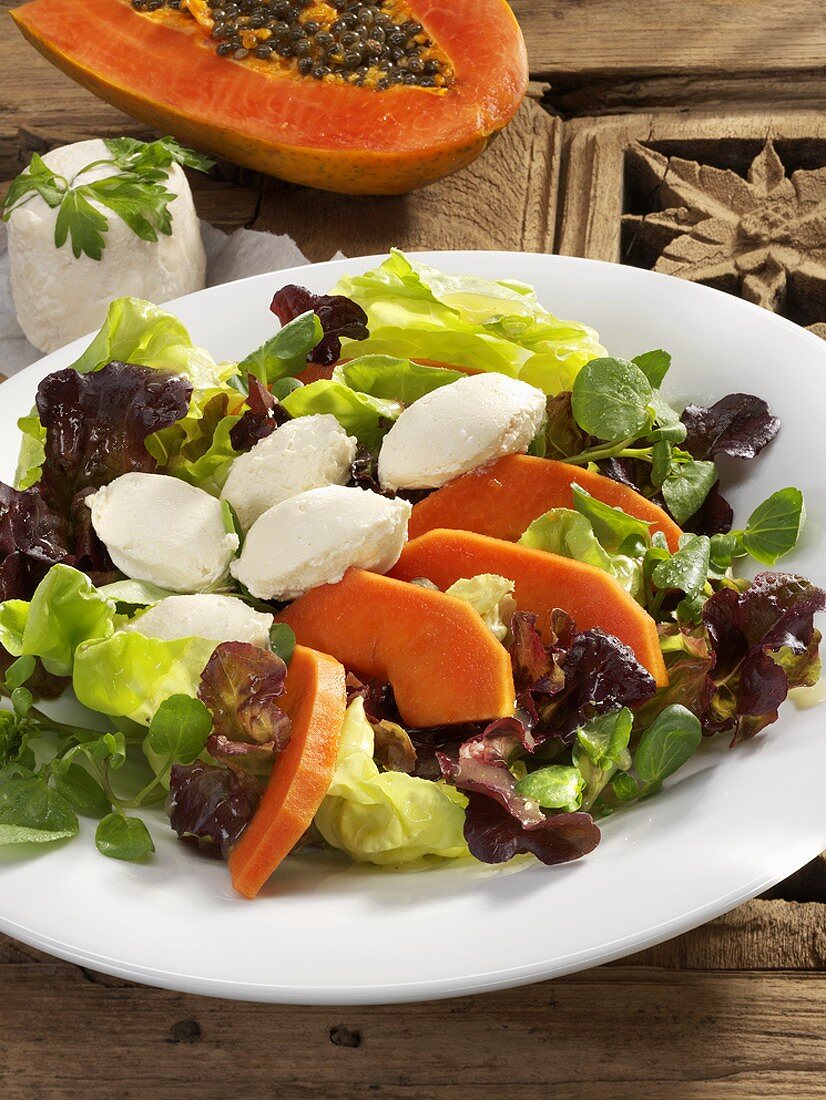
[409,454,684,552]
[12,0,528,195]
[390,529,668,687]
[228,644,346,899]
[276,568,515,726]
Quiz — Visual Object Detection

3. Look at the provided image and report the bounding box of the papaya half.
[390,528,669,687]
[12,0,528,195]
[276,567,516,727]
[409,454,684,552]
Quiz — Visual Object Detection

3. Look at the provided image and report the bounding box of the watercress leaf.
[741,487,805,566]
[87,731,127,770]
[11,686,33,718]
[269,623,296,665]
[709,532,743,572]
[632,349,671,388]
[571,357,653,441]
[51,762,111,819]
[661,459,718,524]
[270,377,302,400]
[270,285,369,365]
[576,707,633,767]
[146,693,213,766]
[652,535,711,597]
[634,704,702,784]
[571,483,652,555]
[515,765,585,812]
[0,776,78,844]
[95,813,155,861]
[238,311,323,383]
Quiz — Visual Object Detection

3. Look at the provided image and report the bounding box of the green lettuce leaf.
[68,297,230,387]
[144,387,242,495]
[314,698,469,865]
[281,379,401,448]
[14,413,47,491]
[332,355,463,403]
[333,250,606,395]
[519,509,643,598]
[72,631,217,726]
[444,574,516,641]
[0,564,117,677]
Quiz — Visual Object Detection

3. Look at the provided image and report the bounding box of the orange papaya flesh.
[390,529,669,687]
[228,645,346,899]
[276,568,516,727]
[409,454,684,552]
[12,0,528,195]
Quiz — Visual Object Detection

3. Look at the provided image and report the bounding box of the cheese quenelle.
[378,372,547,491]
[231,485,412,601]
[126,594,273,649]
[220,414,357,531]
[88,472,238,593]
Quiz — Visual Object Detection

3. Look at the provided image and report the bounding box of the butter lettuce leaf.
[444,574,516,642]
[73,631,217,726]
[519,509,643,599]
[333,250,606,395]
[332,355,463,403]
[0,564,117,677]
[314,698,469,865]
[281,379,401,448]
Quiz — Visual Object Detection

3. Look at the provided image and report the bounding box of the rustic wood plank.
[1,944,825,1099]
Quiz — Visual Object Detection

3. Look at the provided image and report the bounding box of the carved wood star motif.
[622,140,826,323]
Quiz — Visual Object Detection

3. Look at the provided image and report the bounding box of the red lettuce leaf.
[69,487,118,583]
[461,793,601,866]
[206,732,278,776]
[229,375,289,453]
[683,482,735,536]
[35,362,193,514]
[458,715,537,767]
[681,394,780,461]
[438,752,546,827]
[702,572,825,743]
[0,481,73,600]
[271,284,368,365]
[166,761,262,860]
[198,641,291,749]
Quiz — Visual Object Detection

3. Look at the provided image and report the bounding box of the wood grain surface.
[1,1,826,1095]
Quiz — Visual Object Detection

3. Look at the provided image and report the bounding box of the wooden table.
[2,2,826,1095]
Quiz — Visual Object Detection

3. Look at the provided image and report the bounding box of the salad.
[0,249,822,898]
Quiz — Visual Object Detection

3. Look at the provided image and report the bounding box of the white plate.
[1,252,824,1005]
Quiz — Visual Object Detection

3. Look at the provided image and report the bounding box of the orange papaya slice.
[409,454,684,552]
[390,529,669,687]
[276,568,515,726]
[12,0,528,195]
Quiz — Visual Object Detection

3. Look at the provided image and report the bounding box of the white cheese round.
[220,414,357,531]
[7,139,206,353]
[126,594,273,649]
[378,372,547,491]
[231,485,411,601]
[88,472,238,593]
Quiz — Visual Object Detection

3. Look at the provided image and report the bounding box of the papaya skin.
[276,568,516,727]
[409,454,684,552]
[228,645,346,899]
[11,0,528,195]
[390,529,669,687]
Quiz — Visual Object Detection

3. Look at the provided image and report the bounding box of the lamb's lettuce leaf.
[314,698,469,865]
[333,250,605,395]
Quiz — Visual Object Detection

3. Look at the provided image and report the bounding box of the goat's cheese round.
[7,139,206,353]
[220,414,357,531]
[126,594,273,649]
[378,372,547,491]
[231,485,411,601]
[88,472,238,593]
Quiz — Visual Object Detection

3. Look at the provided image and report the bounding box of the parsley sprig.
[1,136,214,261]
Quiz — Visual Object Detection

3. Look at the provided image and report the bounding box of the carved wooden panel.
[559,113,826,336]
